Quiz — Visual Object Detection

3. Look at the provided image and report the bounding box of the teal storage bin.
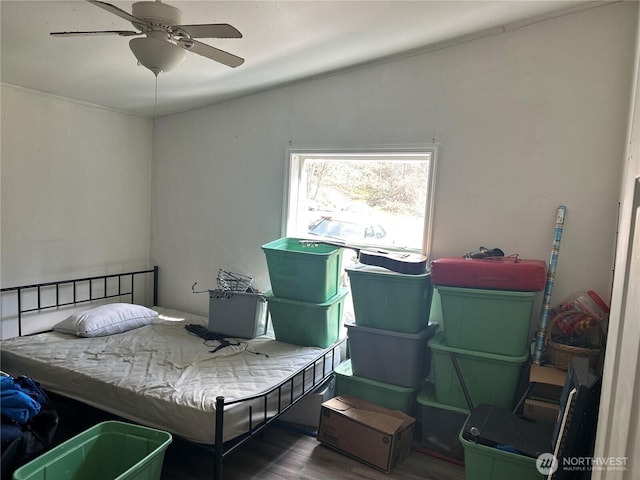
[13,421,172,480]
[334,359,417,415]
[437,286,537,356]
[262,237,343,303]
[428,332,528,410]
[459,429,544,480]
[346,264,432,333]
[266,288,348,348]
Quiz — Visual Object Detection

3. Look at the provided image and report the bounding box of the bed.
[0,267,345,479]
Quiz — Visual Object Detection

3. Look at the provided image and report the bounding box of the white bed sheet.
[0,307,342,444]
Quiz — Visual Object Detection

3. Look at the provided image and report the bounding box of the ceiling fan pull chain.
[154,74,158,119]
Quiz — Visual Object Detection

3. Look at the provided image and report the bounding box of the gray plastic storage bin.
[208,289,268,338]
[346,323,437,388]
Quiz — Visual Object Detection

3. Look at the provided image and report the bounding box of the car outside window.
[285,147,437,257]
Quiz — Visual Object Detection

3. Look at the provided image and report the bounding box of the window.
[284,147,437,258]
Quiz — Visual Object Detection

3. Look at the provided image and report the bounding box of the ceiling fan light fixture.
[129,37,186,75]
[53,1,244,71]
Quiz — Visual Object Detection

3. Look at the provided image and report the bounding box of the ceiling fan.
[51,0,244,76]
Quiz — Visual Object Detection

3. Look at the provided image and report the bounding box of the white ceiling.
[1,0,599,118]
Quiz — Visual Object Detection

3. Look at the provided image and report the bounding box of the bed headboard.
[1,266,158,336]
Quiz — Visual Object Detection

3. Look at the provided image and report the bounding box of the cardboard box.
[523,398,560,425]
[317,394,416,472]
[529,363,567,387]
[529,382,563,402]
[528,363,566,404]
[279,377,335,428]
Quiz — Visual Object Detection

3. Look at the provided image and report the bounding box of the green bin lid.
[435,285,535,298]
[417,381,470,414]
[428,331,530,363]
[346,263,431,280]
[335,359,416,394]
[265,287,348,307]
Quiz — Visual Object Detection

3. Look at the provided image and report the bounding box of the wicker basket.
[546,310,602,370]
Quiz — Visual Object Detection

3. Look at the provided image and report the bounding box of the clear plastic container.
[552,290,609,335]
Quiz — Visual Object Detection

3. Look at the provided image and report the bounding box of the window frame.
[282,145,438,260]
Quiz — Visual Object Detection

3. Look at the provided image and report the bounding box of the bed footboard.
[212,337,345,480]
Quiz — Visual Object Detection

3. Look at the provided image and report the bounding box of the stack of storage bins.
[261,238,349,348]
[333,264,434,416]
[420,257,545,462]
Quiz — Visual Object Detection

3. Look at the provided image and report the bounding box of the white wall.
[152,2,637,317]
[593,8,640,477]
[0,85,153,337]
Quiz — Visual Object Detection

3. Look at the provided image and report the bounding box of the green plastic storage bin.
[13,421,172,480]
[346,264,433,333]
[262,237,343,303]
[417,382,468,461]
[459,430,544,480]
[266,288,348,348]
[437,286,537,356]
[428,332,528,410]
[334,359,417,415]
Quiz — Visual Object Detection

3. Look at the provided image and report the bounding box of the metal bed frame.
[1,266,344,480]
[0,267,159,337]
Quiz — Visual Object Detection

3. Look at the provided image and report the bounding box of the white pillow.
[53,303,158,337]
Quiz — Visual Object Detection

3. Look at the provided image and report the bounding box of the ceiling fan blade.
[50,30,140,37]
[173,24,242,39]
[87,0,146,26]
[181,39,244,68]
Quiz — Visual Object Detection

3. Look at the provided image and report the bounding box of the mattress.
[0,307,342,444]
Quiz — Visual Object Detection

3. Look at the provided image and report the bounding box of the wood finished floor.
[48,395,466,480]
[162,424,466,480]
